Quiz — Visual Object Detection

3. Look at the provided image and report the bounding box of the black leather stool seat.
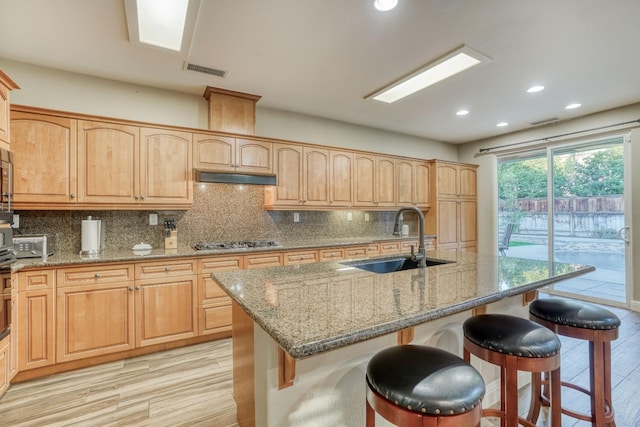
[463,314,560,357]
[366,345,485,416]
[529,298,621,330]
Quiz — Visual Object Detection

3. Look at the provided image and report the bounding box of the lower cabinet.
[198,256,241,336]
[0,334,9,397]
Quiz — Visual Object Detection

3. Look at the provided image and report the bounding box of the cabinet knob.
[165,267,170,272]
[140,195,145,200]
[134,195,139,200]
[70,194,75,199]
[135,286,141,291]
[95,273,101,278]
[129,287,134,291]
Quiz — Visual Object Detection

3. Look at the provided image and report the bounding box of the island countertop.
[211,250,594,359]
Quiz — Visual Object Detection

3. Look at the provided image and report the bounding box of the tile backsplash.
[14,183,419,253]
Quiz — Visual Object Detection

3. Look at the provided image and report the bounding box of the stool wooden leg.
[366,396,375,427]
[505,356,519,427]
[527,372,543,422]
[603,339,616,427]
[549,366,562,427]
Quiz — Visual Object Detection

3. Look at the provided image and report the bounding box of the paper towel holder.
[79,215,104,257]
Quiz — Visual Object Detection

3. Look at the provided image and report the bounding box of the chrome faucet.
[393,206,426,267]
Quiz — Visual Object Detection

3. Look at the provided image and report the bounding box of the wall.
[458,103,640,309]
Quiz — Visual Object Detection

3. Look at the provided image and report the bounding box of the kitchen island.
[211,250,594,427]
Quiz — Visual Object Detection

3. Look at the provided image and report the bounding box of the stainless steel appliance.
[0,147,14,268]
[13,234,55,259]
[193,240,280,251]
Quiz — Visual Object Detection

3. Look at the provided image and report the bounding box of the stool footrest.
[535,377,615,423]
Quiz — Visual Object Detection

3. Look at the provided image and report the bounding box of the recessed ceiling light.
[496,122,509,127]
[456,110,470,116]
[374,0,398,11]
[527,85,545,93]
[565,103,582,110]
[366,45,492,103]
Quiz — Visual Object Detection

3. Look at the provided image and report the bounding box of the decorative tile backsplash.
[14,183,419,253]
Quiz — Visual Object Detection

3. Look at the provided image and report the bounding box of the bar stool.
[528,298,620,426]
[463,314,562,427]
[366,345,485,427]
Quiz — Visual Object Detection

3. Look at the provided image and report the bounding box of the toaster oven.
[13,234,55,259]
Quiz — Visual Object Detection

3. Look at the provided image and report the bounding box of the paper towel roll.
[81,219,102,254]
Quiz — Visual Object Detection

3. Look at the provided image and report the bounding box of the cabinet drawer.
[244,253,283,269]
[18,269,55,291]
[135,260,197,279]
[199,305,232,335]
[401,240,419,254]
[344,246,367,259]
[319,248,344,261]
[198,256,243,273]
[57,264,134,286]
[379,242,401,255]
[284,250,318,265]
[366,244,380,257]
[199,276,231,304]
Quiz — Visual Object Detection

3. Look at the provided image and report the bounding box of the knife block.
[164,230,177,249]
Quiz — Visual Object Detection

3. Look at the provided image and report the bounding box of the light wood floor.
[1,304,639,427]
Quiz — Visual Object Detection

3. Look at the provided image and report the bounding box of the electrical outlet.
[293,212,300,223]
[12,214,19,228]
[149,213,158,225]
[365,213,370,222]
[347,212,353,221]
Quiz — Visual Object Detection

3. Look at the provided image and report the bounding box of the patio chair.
[499,223,514,256]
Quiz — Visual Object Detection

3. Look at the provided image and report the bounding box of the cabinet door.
[269,143,303,206]
[330,151,353,207]
[140,127,192,205]
[353,154,376,206]
[57,282,135,362]
[17,290,55,370]
[414,162,430,207]
[437,200,459,246]
[0,83,8,146]
[193,133,235,172]
[376,157,396,207]
[435,163,459,198]
[11,112,77,204]
[303,147,329,206]
[136,277,198,347]
[396,159,414,206]
[236,138,272,174]
[458,166,478,198]
[77,120,139,204]
[459,200,478,244]
[0,337,7,396]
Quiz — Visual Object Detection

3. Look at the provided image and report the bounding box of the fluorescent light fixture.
[366,45,492,103]
[565,103,582,110]
[496,122,509,127]
[456,109,470,116]
[527,85,545,93]
[374,0,398,11]
[125,0,201,52]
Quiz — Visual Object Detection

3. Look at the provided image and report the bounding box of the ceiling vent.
[530,117,559,126]
[184,62,227,78]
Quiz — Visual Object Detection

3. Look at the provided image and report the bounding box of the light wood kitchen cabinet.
[244,252,283,269]
[0,69,19,150]
[379,241,402,255]
[16,269,55,370]
[426,160,478,253]
[56,264,135,363]
[0,335,8,397]
[354,154,396,208]
[11,111,78,206]
[193,133,272,175]
[319,247,344,261]
[266,143,303,207]
[302,147,330,206]
[329,151,353,207]
[198,256,241,336]
[284,249,319,265]
[397,160,431,208]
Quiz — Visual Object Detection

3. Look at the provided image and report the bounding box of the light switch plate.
[293,212,300,223]
[347,212,353,221]
[149,213,158,225]
[364,213,370,222]
[12,214,19,228]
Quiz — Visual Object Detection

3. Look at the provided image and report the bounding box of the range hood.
[194,170,277,185]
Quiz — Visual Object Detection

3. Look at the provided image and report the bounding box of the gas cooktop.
[193,240,280,251]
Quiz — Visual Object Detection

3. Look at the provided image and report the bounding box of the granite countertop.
[211,250,595,359]
[13,235,436,269]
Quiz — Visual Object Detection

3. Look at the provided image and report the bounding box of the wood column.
[203,86,261,135]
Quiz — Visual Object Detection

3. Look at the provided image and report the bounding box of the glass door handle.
[617,226,630,243]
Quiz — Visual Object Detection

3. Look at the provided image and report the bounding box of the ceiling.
[1,0,639,144]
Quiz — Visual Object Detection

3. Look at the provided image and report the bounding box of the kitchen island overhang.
[211,250,594,427]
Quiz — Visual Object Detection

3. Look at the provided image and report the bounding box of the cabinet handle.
[95,273,101,278]
[135,286,141,291]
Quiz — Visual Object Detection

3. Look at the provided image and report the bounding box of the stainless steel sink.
[341,256,452,274]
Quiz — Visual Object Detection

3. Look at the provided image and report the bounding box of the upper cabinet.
[11,108,192,210]
[0,69,19,151]
[193,133,272,175]
[11,111,78,206]
[434,161,477,199]
[396,160,430,208]
[353,154,395,208]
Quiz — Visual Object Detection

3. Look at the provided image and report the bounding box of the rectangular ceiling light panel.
[137,0,189,51]
[368,45,492,104]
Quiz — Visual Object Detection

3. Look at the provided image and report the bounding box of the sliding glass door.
[497,135,629,306]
